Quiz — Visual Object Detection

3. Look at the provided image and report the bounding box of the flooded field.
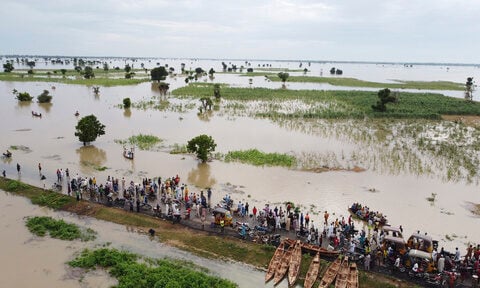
[0,60,479,258]
[0,189,273,287]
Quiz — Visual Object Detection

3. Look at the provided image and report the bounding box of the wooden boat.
[273,242,294,286]
[287,240,302,287]
[348,204,388,226]
[318,256,342,288]
[346,262,358,288]
[335,256,349,288]
[304,252,321,288]
[284,239,340,257]
[265,241,285,283]
[31,111,42,117]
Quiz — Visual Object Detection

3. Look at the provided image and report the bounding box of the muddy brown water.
[0,189,280,287]
[0,78,479,260]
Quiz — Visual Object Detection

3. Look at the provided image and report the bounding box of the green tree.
[74,115,106,146]
[37,90,52,103]
[151,67,168,81]
[159,82,170,95]
[187,135,216,163]
[3,62,14,72]
[124,64,132,73]
[372,88,397,112]
[208,68,215,76]
[125,72,135,79]
[83,66,95,79]
[60,69,67,76]
[123,98,131,108]
[278,72,289,83]
[103,63,109,71]
[465,77,474,101]
[27,61,35,69]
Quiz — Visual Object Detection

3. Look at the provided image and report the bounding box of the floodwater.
[0,60,479,264]
[0,189,280,287]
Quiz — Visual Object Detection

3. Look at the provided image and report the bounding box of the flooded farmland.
[0,59,480,286]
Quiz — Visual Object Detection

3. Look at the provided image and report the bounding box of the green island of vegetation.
[0,69,149,86]
[26,216,96,241]
[225,149,296,167]
[242,73,465,91]
[69,248,237,288]
[173,83,480,119]
[0,177,413,287]
[115,134,162,150]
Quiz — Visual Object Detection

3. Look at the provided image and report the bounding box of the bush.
[16,92,33,102]
[37,90,52,103]
[123,98,131,108]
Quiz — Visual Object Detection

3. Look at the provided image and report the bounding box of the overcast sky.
[1,0,478,63]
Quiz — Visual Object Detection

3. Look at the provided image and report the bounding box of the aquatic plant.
[26,216,96,241]
[127,134,162,150]
[68,248,237,288]
[224,149,296,167]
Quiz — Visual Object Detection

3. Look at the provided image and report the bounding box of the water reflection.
[197,110,213,122]
[17,101,32,108]
[187,162,216,188]
[123,108,132,118]
[38,102,52,113]
[76,145,107,174]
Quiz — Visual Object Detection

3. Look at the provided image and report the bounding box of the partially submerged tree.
[37,90,52,103]
[151,67,168,81]
[3,62,14,72]
[372,88,397,112]
[187,134,217,163]
[278,72,289,88]
[83,66,95,79]
[213,84,221,100]
[465,77,474,101]
[74,115,106,146]
[123,98,131,109]
[16,92,33,102]
[158,82,170,95]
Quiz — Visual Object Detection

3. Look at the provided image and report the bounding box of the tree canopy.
[151,67,168,81]
[74,115,106,146]
[187,135,216,163]
[372,88,397,112]
[37,90,52,103]
[278,72,289,83]
[83,66,95,79]
[3,62,14,72]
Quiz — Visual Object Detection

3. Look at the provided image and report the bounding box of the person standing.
[364,253,371,271]
[2,170,6,177]
[38,163,42,174]
[16,163,21,174]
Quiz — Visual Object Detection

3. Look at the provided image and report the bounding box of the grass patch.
[94,166,108,171]
[68,248,237,288]
[116,134,162,151]
[173,84,480,120]
[225,149,296,167]
[264,75,465,91]
[26,216,96,241]
[0,71,149,87]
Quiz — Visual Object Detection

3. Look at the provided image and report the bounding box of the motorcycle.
[424,272,446,287]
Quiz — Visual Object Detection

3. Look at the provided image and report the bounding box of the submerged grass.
[225,149,296,167]
[127,134,162,150]
[26,216,96,241]
[173,84,480,119]
[69,248,237,288]
[0,72,148,86]
[263,75,465,90]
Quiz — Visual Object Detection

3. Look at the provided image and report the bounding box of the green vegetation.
[68,248,237,288]
[173,84,480,119]
[126,134,162,150]
[123,97,131,109]
[225,149,296,167]
[187,135,217,163]
[26,216,96,241]
[37,89,52,103]
[0,70,149,86]
[264,75,465,91]
[74,115,106,146]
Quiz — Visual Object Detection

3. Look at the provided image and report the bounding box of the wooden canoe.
[304,252,321,288]
[346,262,358,288]
[284,239,340,257]
[287,240,302,287]
[335,256,349,288]
[273,242,294,286]
[265,241,285,283]
[318,256,342,288]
